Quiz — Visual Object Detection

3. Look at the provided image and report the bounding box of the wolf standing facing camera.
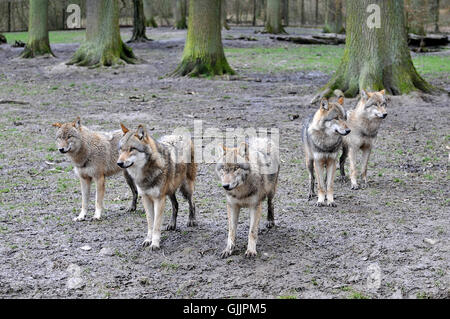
[302,93,350,207]
[52,117,138,221]
[216,137,280,258]
[117,124,197,250]
[339,89,388,190]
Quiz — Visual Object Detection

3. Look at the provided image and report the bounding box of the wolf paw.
[92,215,101,221]
[265,220,275,229]
[244,249,257,258]
[187,219,198,227]
[308,193,316,200]
[166,223,176,231]
[314,202,325,207]
[73,215,85,222]
[142,239,151,248]
[220,249,233,259]
[149,244,160,251]
[351,184,359,190]
[327,202,337,207]
[126,205,136,213]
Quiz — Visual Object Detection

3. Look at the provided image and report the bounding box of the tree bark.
[172,0,235,77]
[129,0,151,42]
[222,0,231,30]
[143,0,158,27]
[174,0,187,29]
[299,0,305,26]
[315,0,319,25]
[265,0,287,34]
[282,0,289,26]
[324,0,344,33]
[432,0,440,33]
[67,0,137,67]
[319,0,435,98]
[20,0,54,58]
[252,0,257,26]
[235,0,240,24]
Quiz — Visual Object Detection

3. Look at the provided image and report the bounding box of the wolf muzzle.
[117,161,133,169]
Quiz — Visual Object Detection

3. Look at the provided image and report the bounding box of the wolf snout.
[222,184,231,191]
[59,147,68,153]
[344,128,351,135]
[117,161,125,168]
[382,113,387,119]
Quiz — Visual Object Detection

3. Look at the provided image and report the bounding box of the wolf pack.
[52,89,388,258]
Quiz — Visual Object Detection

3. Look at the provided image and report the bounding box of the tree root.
[67,41,137,67]
[170,57,235,78]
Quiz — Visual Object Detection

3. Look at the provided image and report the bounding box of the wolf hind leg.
[123,170,138,212]
[180,180,197,227]
[306,156,315,200]
[265,193,275,228]
[339,144,348,182]
[166,193,178,231]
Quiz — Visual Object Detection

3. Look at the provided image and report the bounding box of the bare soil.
[0,27,448,299]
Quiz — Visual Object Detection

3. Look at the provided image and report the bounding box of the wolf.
[302,95,351,207]
[52,117,138,221]
[216,137,280,258]
[339,89,388,189]
[117,124,197,250]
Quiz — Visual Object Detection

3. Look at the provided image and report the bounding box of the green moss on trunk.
[172,0,235,77]
[67,0,137,67]
[20,0,54,58]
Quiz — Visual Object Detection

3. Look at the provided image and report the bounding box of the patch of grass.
[348,291,369,299]
[161,262,179,271]
[413,55,450,75]
[277,295,297,299]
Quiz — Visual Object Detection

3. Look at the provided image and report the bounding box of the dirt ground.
[0,27,448,299]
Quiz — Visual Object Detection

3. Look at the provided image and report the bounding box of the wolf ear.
[136,125,146,140]
[379,89,386,95]
[52,122,62,128]
[238,142,249,158]
[337,96,344,105]
[320,98,329,110]
[73,117,81,129]
[120,123,129,134]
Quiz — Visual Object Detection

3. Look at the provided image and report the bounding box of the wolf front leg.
[221,203,240,258]
[360,146,372,188]
[74,176,92,221]
[245,203,262,258]
[141,195,154,247]
[93,175,105,220]
[326,158,337,207]
[348,147,359,190]
[150,196,166,250]
[313,159,326,206]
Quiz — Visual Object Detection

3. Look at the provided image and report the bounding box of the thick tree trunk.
[319,0,435,98]
[20,0,54,58]
[174,0,187,29]
[143,0,158,27]
[129,0,151,42]
[172,0,235,77]
[67,0,136,67]
[222,0,230,30]
[265,0,286,34]
[324,0,344,33]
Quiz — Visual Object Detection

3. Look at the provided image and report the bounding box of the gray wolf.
[216,137,280,258]
[117,123,197,250]
[302,95,350,206]
[339,89,388,189]
[52,117,138,221]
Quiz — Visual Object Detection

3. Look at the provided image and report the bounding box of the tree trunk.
[324,0,344,33]
[315,0,319,25]
[319,0,435,98]
[67,0,137,67]
[129,0,151,42]
[300,0,305,26]
[235,0,240,24]
[143,0,158,27]
[252,0,257,26]
[408,0,426,35]
[282,0,289,26]
[20,0,54,58]
[222,0,230,30]
[174,0,187,29]
[265,0,287,34]
[432,0,440,33]
[172,0,235,77]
